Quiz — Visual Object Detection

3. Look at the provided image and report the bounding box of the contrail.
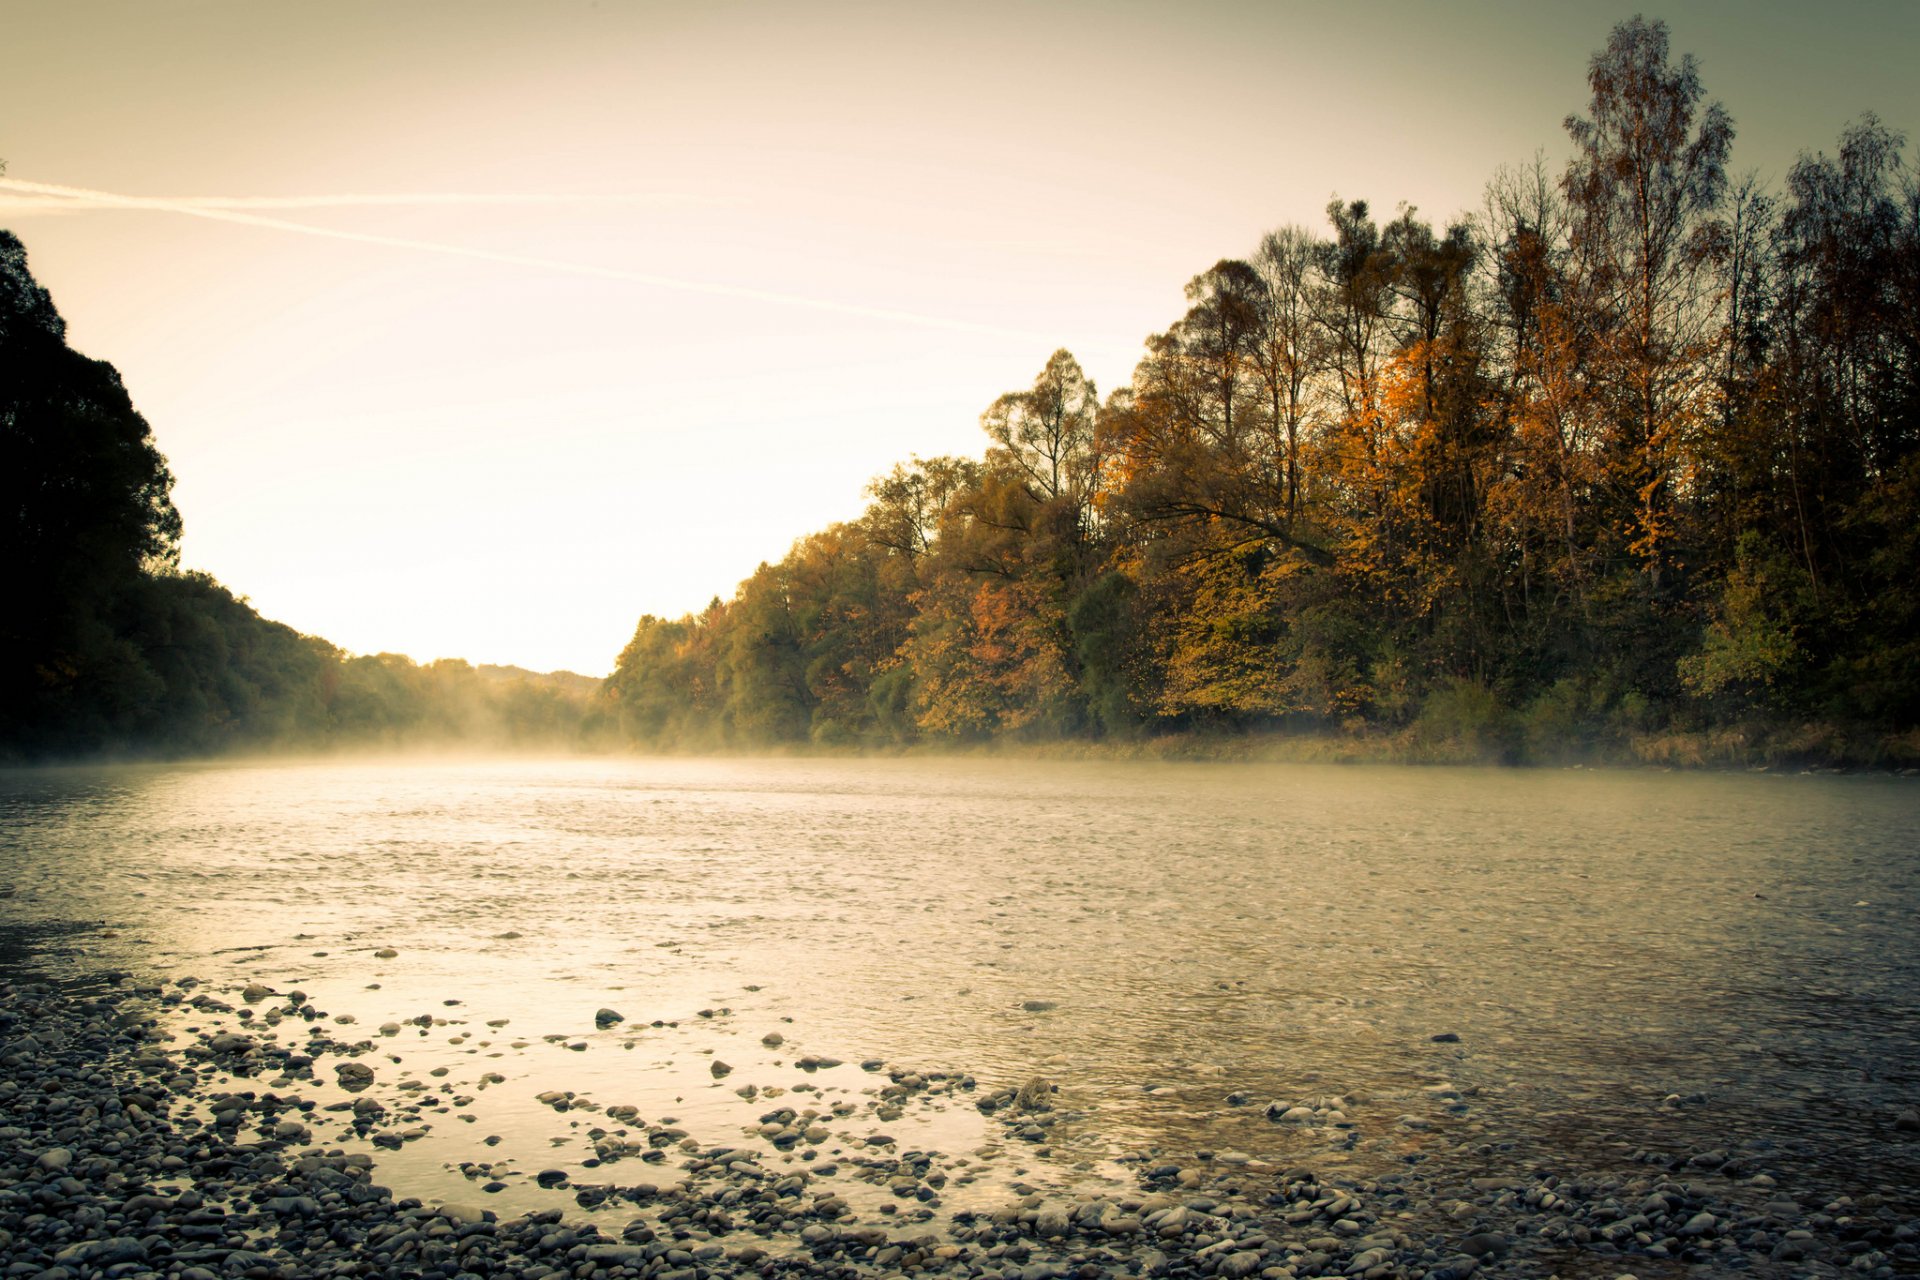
[0,177,1058,342]
[0,190,709,212]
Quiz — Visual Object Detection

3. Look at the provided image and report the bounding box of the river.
[2,755,1916,1264]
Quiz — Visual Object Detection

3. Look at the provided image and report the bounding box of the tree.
[1251,226,1328,531]
[1113,260,1330,564]
[1562,15,1733,587]
[0,233,182,589]
[1766,117,1920,723]
[1314,199,1399,427]
[981,350,1101,510]
[0,230,185,750]
[861,455,980,564]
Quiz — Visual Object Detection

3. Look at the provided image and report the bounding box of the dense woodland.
[607,19,1920,765]
[5,18,1916,766]
[0,225,601,760]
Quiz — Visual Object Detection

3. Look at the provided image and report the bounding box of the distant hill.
[0,226,609,761]
[475,665,604,698]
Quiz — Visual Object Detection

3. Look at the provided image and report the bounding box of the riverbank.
[887,720,1920,773]
[5,961,1918,1280]
[8,710,1919,775]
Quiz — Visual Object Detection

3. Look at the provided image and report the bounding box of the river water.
[2,755,1917,1235]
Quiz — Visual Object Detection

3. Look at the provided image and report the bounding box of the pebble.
[0,965,1905,1280]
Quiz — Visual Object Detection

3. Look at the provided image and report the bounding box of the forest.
[4,18,1916,766]
[606,18,1920,765]
[0,223,602,760]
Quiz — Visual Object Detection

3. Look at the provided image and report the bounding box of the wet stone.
[0,952,1901,1280]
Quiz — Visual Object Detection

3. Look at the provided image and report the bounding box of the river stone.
[1459,1232,1511,1258]
[1345,1247,1390,1273]
[711,1059,733,1077]
[336,1061,375,1090]
[55,1236,147,1266]
[595,1007,624,1026]
[584,1244,650,1265]
[263,1193,320,1215]
[1016,1076,1054,1110]
[1217,1250,1264,1278]
[35,1148,72,1171]
[374,947,398,958]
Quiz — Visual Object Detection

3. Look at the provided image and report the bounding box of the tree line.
[0,220,603,760]
[608,18,1919,764]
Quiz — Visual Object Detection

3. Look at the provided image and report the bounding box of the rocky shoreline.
[3,970,1918,1280]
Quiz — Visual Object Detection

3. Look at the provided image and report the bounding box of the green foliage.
[1068,571,1146,738]
[1678,533,1809,708]
[1413,678,1519,763]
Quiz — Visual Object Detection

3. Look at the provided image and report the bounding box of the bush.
[1412,677,1518,762]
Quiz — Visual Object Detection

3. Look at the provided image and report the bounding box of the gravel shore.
[3,969,1918,1280]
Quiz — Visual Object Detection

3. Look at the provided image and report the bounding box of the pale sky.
[3,0,1916,675]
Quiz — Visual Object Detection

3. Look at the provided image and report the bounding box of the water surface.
[3,756,1915,1225]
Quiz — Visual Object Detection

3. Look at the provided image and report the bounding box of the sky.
[3,1,1916,676]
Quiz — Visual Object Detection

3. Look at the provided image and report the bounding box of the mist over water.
[2,756,1917,1231]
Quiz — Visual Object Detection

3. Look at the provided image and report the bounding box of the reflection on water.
[2,756,1917,1221]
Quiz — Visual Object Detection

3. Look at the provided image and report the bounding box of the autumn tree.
[1114,260,1329,565]
[981,350,1102,513]
[1562,14,1733,588]
[1251,225,1329,531]
[588,18,1919,762]
[861,455,980,565]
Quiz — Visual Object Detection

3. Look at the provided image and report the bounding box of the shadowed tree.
[1562,14,1733,589]
[1114,260,1330,565]
[0,230,184,749]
